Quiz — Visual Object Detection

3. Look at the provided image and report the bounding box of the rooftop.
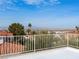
[2,47,79,59]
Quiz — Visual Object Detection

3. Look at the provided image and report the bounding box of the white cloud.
[0,0,60,6]
[23,0,60,6]
[0,0,60,12]
[23,0,43,5]
[0,0,18,11]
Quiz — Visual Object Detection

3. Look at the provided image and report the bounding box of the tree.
[27,28,32,35]
[27,23,32,35]
[75,26,79,32]
[8,23,25,35]
[40,30,48,34]
[28,23,32,28]
[32,30,37,35]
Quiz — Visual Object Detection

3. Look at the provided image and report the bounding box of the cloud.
[0,0,19,12]
[23,0,44,5]
[23,0,60,6]
[0,0,60,12]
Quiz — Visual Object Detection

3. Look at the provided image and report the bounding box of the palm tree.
[28,23,32,28]
[27,23,32,35]
[75,26,79,32]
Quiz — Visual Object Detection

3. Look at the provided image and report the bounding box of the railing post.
[65,33,68,47]
[66,33,69,47]
[34,35,36,52]
[77,37,78,48]
[78,38,79,48]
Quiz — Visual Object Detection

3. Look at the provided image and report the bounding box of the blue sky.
[0,0,79,29]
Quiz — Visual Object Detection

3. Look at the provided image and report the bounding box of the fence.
[68,34,79,48]
[0,33,79,56]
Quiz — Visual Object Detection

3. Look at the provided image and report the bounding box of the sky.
[0,0,79,29]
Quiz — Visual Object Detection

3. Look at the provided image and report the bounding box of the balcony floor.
[1,47,79,59]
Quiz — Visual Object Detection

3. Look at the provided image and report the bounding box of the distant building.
[0,42,25,55]
[0,30,13,45]
[0,30,26,55]
[48,29,75,34]
[0,30,13,36]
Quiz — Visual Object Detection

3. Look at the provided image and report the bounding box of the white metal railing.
[0,33,79,56]
[68,34,79,48]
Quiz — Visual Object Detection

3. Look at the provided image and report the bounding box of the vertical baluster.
[33,35,35,51]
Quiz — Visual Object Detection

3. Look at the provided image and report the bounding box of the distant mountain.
[28,26,74,30]
[0,27,8,30]
[24,26,43,30]
[0,26,75,31]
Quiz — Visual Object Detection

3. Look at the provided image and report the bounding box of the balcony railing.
[68,34,79,48]
[0,33,79,56]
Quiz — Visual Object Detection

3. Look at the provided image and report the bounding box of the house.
[0,42,25,55]
[47,29,75,34]
[67,29,79,38]
[0,30,13,36]
[0,30,13,47]
[0,30,26,55]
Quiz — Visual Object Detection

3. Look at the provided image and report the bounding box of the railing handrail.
[0,33,79,56]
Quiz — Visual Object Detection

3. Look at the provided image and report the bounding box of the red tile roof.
[0,42,25,55]
[0,30,13,36]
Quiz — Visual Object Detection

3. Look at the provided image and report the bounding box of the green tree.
[8,23,25,35]
[40,30,48,34]
[27,28,32,35]
[28,23,32,28]
[75,26,79,32]
[75,26,79,31]
[32,30,37,35]
[27,23,32,35]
